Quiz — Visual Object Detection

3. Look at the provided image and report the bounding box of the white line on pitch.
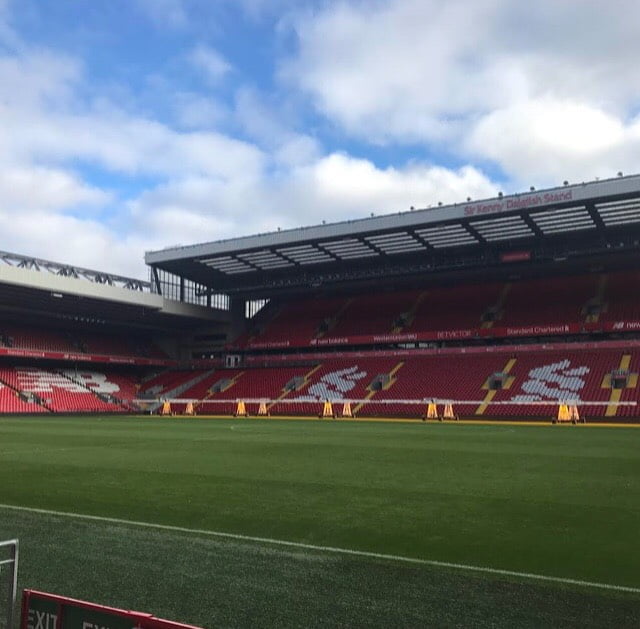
[0,447,72,457]
[1,502,639,595]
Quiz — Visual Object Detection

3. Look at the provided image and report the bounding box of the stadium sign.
[0,348,176,367]
[21,591,203,629]
[240,320,640,351]
[462,190,574,217]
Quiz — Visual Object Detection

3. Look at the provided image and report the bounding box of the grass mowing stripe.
[2,502,638,596]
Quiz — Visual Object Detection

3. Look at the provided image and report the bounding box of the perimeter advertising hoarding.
[22,590,203,629]
[0,348,176,367]
[243,320,640,350]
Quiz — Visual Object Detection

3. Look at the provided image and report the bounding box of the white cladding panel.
[0,265,219,320]
[146,174,640,264]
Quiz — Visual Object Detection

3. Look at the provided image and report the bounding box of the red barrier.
[0,347,176,367]
[240,320,640,351]
[242,337,640,366]
[21,590,203,629]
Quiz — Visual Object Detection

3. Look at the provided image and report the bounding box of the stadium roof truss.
[0,250,224,328]
[146,174,640,297]
[0,250,150,291]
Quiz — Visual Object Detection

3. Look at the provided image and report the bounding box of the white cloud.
[293,154,497,216]
[0,9,504,280]
[173,92,228,129]
[128,154,497,254]
[466,99,640,184]
[0,50,81,109]
[0,46,264,276]
[189,44,232,83]
[0,210,140,276]
[3,108,265,181]
[284,0,512,142]
[233,86,321,167]
[0,166,110,211]
[133,0,188,29]
[284,0,640,182]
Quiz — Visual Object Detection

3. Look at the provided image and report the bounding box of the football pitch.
[1,416,639,628]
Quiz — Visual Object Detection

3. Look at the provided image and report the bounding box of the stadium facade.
[2,174,640,420]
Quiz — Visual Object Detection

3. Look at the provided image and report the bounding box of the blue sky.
[1,0,640,277]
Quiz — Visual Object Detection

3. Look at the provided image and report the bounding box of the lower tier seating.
[2,346,639,420]
[0,367,139,413]
[149,348,640,421]
[0,381,48,413]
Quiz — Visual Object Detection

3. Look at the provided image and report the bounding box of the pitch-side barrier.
[0,540,18,629]
[20,590,203,629]
[135,398,639,406]
[134,398,637,422]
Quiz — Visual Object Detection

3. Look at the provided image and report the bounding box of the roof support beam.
[459,222,486,244]
[518,212,544,238]
[152,267,162,296]
[586,200,606,230]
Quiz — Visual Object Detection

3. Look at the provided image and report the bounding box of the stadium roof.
[0,250,150,291]
[146,173,640,298]
[0,251,226,329]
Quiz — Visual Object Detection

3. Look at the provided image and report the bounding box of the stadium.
[2,174,640,627]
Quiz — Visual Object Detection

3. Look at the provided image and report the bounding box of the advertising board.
[21,590,203,629]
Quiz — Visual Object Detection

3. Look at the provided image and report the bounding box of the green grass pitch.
[1,415,639,628]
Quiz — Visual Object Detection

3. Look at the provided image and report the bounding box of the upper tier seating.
[245,297,347,346]
[0,323,166,359]
[498,275,597,328]
[77,332,167,358]
[328,293,419,337]
[242,271,640,350]
[0,325,71,352]
[600,271,640,322]
[408,283,502,333]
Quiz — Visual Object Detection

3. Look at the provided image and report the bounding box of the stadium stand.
[326,293,417,337]
[77,332,166,359]
[115,343,640,421]
[483,349,618,418]
[0,367,139,413]
[194,367,310,415]
[497,275,598,328]
[600,271,640,322]
[0,325,72,352]
[140,370,208,397]
[0,322,165,359]
[4,175,640,422]
[245,297,347,346]
[368,354,507,417]
[407,283,502,333]
[239,270,640,351]
[0,378,48,413]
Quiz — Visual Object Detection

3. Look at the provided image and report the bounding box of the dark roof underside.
[147,179,640,299]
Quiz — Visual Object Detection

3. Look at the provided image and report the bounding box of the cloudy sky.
[1,0,639,278]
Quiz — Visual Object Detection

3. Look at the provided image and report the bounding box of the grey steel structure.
[0,540,18,629]
[0,251,148,292]
[146,174,640,302]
